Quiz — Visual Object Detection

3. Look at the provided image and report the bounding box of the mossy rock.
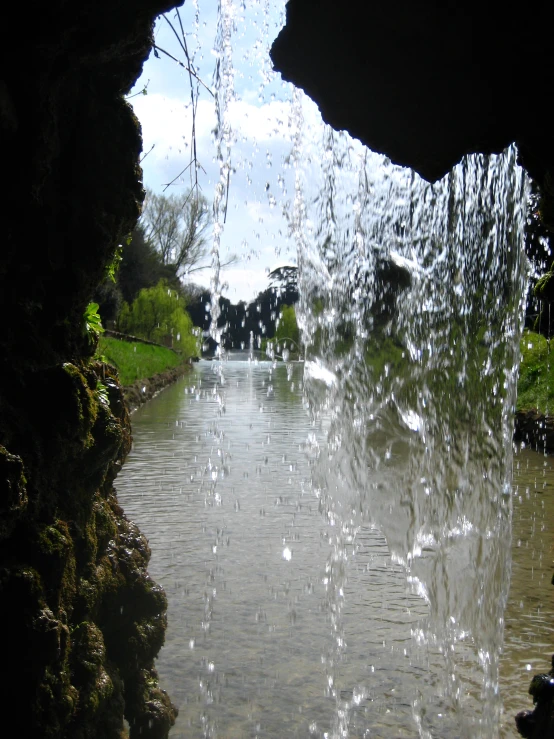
[534,268,554,302]
[123,668,177,739]
[31,520,77,611]
[0,445,28,540]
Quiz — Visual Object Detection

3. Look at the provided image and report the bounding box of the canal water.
[115,358,554,738]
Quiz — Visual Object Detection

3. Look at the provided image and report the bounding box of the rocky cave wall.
[0,2,181,738]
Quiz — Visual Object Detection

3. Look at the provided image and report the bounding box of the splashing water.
[288,122,528,736]
[206,3,529,737]
[210,0,236,356]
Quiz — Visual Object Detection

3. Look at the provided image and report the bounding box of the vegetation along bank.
[515,330,554,452]
[97,335,194,412]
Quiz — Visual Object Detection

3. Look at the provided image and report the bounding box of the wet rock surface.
[123,363,192,413]
[515,656,554,738]
[0,1,180,737]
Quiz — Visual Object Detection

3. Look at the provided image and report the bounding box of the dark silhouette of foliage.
[184,268,299,353]
[183,286,212,333]
[268,265,299,305]
[117,226,179,305]
[525,180,553,335]
[93,279,123,324]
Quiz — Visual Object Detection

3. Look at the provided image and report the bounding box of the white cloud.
[131,93,296,185]
[131,94,217,187]
[228,99,293,144]
[127,0,316,303]
[130,90,302,301]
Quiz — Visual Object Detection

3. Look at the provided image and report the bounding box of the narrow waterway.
[115,359,554,738]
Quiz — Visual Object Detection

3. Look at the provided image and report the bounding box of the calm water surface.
[115,359,554,738]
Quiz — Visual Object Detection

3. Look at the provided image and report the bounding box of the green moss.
[71,622,106,677]
[517,330,554,412]
[33,520,77,612]
[0,1,177,734]
[94,498,118,549]
[123,668,177,739]
[68,621,127,736]
[38,522,71,557]
[0,445,28,539]
[364,334,408,380]
[62,362,98,434]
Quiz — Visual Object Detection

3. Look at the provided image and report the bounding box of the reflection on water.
[115,361,554,738]
[500,448,554,738]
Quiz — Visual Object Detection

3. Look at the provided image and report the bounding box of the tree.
[140,188,211,277]
[93,278,123,325]
[117,225,179,304]
[118,280,200,357]
[268,265,299,305]
[274,305,300,355]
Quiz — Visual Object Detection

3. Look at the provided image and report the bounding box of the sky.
[129,0,306,302]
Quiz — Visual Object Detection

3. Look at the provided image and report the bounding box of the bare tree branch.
[126,79,150,99]
[152,44,214,98]
[186,254,240,274]
[162,159,207,192]
[151,9,217,198]
[139,143,155,163]
[140,188,212,278]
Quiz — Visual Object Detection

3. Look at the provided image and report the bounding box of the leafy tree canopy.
[118,280,200,357]
[274,304,300,353]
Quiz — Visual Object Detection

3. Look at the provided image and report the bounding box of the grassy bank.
[517,330,554,412]
[97,336,184,386]
[98,331,552,413]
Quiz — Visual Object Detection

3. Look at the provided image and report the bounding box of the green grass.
[517,330,554,413]
[97,336,184,386]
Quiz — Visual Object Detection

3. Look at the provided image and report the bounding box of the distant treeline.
[185,267,299,353]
